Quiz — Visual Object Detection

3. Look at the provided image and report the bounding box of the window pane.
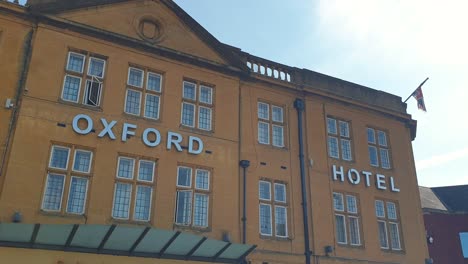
[272,125,284,147]
[459,233,468,258]
[258,102,269,120]
[183,82,196,100]
[274,183,286,203]
[377,130,387,146]
[387,202,397,220]
[134,185,152,221]
[339,121,350,137]
[378,221,389,248]
[181,103,195,127]
[199,86,212,104]
[333,193,344,211]
[272,106,283,123]
[62,75,81,102]
[73,150,91,173]
[259,204,272,235]
[198,107,212,131]
[327,118,337,134]
[128,68,144,87]
[125,89,142,115]
[84,80,102,106]
[193,193,209,227]
[346,195,357,213]
[177,167,192,187]
[112,183,132,219]
[67,177,88,214]
[328,136,339,158]
[349,217,361,245]
[275,206,287,237]
[375,200,385,218]
[138,160,154,182]
[367,128,376,143]
[341,139,352,161]
[147,72,161,92]
[380,148,391,169]
[335,214,347,244]
[88,58,105,78]
[195,169,209,190]
[117,157,134,179]
[389,223,401,250]
[50,146,69,169]
[259,181,271,200]
[144,94,160,119]
[368,146,379,166]
[67,53,84,73]
[258,122,270,144]
[42,174,65,211]
[175,191,192,225]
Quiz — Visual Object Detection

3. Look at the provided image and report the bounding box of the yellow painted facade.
[0,0,429,263]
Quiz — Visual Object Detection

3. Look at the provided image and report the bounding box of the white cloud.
[416,147,468,171]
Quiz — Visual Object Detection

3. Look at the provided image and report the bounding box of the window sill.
[257,142,289,152]
[58,98,103,112]
[122,112,162,124]
[328,157,356,164]
[259,234,291,242]
[179,124,214,136]
[336,243,365,250]
[380,248,406,255]
[109,218,152,226]
[173,224,211,233]
[39,210,87,220]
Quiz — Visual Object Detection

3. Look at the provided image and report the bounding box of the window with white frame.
[181,81,214,131]
[327,117,353,161]
[333,192,361,246]
[375,200,402,250]
[367,128,391,169]
[41,144,93,215]
[259,180,288,237]
[124,66,163,119]
[112,156,156,221]
[61,51,106,107]
[257,102,285,147]
[175,165,211,228]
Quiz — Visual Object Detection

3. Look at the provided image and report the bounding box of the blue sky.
[173,0,468,187]
[13,0,468,187]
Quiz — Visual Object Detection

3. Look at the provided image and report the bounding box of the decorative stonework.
[134,14,165,44]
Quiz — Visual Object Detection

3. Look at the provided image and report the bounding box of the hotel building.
[0,0,430,263]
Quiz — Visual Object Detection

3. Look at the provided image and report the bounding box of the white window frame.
[175,189,193,226]
[271,105,283,123]
[72,149,93,174]
[66,176,89,215]
[127,67,144,88]
[61,74,82,103]
[144,93,161,120]
[49,146,71,170]
[274,205,288,238]
[333,192,345,212]
[183,81,197,100]
[274,183,287,203]
[177,166,193,188]
[116,157,135,180]
[147,72,162,92]
[378,220,389,249]
[259,203,273,236]
[375,200,386,218]
[133,185,153,222]
[137,160,155,183]
[181,102,196,128]
[66,52,85,73]
[389,222,402,250]
[257,102,269,120]
[195,169,210,191]
[192,193,210,228]
[111,182,132,220]
[199,85,213,105]
[335,213,347,244]
[258,121,270,145]
[124,89,142,116]
[198,106,213,131]
[41,173,66,212]
[348,216,361,246]
[259,181,272,201]
[87,57,106,79]
[272,124,285,147]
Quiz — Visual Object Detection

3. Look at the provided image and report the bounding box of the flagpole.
[404,77,429,103]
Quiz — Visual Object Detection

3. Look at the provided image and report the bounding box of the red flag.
[412,87,426,112]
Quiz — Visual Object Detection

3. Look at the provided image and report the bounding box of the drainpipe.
[294,98,311,264]
[239,160,250,244]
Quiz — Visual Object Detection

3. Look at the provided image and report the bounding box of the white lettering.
[142,128,161,147]
[362,171,372,187]
[348,169,361,185]
[72,114,93,135]
[390,177,400,192]
[98,118,117,140]
[188,136,204,154]
[332,165,345,182]
[167,132,183,152]
[376,174,387,190]
[122,123,137,142]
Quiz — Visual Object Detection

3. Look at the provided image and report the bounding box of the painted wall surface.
[0,1,429,264]
[424,213,468,264]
